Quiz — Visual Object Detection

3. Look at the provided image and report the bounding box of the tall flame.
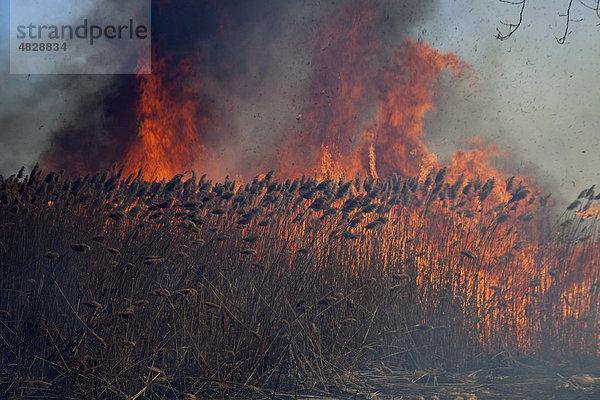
[278,6,381,178]
[276,3,533,209]
[121,2,529,204]
[124,56,208,180]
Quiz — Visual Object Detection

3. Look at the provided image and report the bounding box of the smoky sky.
[0,0,441,178]
[1,0,599,203]
[39,0,225,175]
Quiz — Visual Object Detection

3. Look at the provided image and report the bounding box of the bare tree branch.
[496,0,526,40]
[578,0,600,21]
[497,0,599,43]
[557,0,578,44]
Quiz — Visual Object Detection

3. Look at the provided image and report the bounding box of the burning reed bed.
[0,164,599,398]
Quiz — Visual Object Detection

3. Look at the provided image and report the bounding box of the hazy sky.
[1,0,599,202]
[413,0,600,202]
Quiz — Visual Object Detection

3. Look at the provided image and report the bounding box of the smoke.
[0,0,441,180]
[192,0,441,178]
[402,1,600,203]
[0,73,121,174]
[41,76,139,174]
[5,0,596,204]
[0,0,144,175]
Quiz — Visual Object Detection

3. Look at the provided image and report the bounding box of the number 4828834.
[18,42,67,51]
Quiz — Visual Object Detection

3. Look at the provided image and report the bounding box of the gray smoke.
[1,0,598,205]
[0,0,143,174]
[0,0,438,179]
[194,0,439,178]
[408,1,600,204]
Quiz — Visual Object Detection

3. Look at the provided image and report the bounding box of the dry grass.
[0,164,598,398]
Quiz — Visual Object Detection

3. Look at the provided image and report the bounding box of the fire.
[365,39,466,179]
[111,2,598,354]
[121,2,528,206]
[277,5,381,179]
[124,55,208,180]
[276,2,523,210]
[4,5,600,397]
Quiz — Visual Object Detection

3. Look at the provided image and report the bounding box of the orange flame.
[124,56,208,180]
[122,2,531,205]
[274,3,537,213]
[31,1,599,357]
[278,5,381,178]
[365,39,467,179]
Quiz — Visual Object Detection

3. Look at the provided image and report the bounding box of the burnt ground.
[356,361,600,400]
[273,356,600,400]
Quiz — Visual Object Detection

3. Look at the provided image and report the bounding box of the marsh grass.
[0,164,598,398]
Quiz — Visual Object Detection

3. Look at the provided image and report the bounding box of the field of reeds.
[0,164,599,399]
